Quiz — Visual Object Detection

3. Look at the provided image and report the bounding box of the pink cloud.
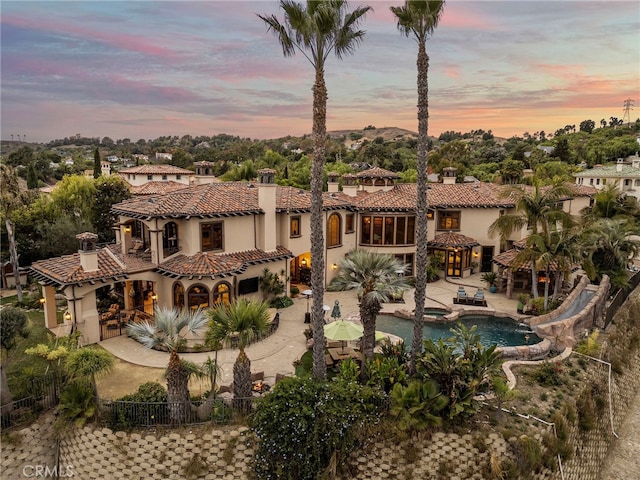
[3,14,178,59]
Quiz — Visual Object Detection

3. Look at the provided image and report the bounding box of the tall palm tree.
[390,0,445,375]
[488,179,572,299]
[206,299,270,411]
[328,250,411,379]
[259,0,372,380]
[126,306,208,423]
[581,184,640,221]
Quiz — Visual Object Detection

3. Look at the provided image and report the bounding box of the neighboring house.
[31,167,594,346]
[155,152,172,161]
[574,155,640,203]
[117,164,194,187]
[106,155,119,163]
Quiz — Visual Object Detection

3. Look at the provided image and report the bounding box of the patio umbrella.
[375,331,388,343]
[324,320,364,352]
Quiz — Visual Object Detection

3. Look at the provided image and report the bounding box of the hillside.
[327,126,418,144]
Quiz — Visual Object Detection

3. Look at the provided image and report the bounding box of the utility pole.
[622,98,634,126]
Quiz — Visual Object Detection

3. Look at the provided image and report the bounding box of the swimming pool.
[376,314,540,348]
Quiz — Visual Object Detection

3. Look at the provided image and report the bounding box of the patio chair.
[454,287,469,304]
[473,288,487,306]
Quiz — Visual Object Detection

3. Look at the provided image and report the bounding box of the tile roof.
[354,182,516,211]
[574,165,640,178]
[492,248,568,272]
[118,164,195,175]
[355,167,400,179]
[30,248,129,286]
[130,181,190,196]
[428,232,480,248]
[156,246,293,279]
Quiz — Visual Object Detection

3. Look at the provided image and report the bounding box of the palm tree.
[327,250,411,378]
[0,164,27,302]
[390,0,445,375]
[206,299,270,411]
[65,347,115,399]
[259,0,372,380]
[580,217,640,289]
[581,184,640,221]
[488,179,573,299]
[126,306,208,423]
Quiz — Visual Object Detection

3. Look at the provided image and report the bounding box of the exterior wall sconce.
[151,293,158,307]
[301,258,307,267]
[332,263,338,270]
[123,225,132,233]
[64,312,72,322]
[39,297,46,305]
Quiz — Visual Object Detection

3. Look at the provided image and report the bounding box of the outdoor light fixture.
[332,263,338,270]
[39,297,46,305]
[64,312,72,322]
[301,258,307,266]
[123,225,132,233]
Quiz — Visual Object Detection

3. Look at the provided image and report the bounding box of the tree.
[259,0,372,380]
[92,176,131,243]
[488,180,573,299]
[552,137,571,163]
[579,119,595,134]
[93,147,101,179]
[0,164,28,302]
[391,0,445,375]
[327,250,411,378]
[0,307,29,405]
[581,184,640,222]
[65,347,114,398]
[206,299,270,411]
[126,307,208,423]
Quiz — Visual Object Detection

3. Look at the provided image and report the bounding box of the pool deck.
[99,273,520,384]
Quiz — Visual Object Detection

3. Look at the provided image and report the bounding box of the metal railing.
[1,374,60,429]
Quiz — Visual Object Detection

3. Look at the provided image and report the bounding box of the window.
[290,216,301,238]
[213,282,231,305]
[176,175,182,180]
[187,285,209,310]
[438,211,460,231]
[345,213,355,233]
[147,175,153,180]
[360,215,415,246]
[327,213,341,247]
[162,175,167,180]
[201,222,223,251]
[163,222,179,256]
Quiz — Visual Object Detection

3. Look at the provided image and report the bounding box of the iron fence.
[99,396,261,428]
[1,374,60,429]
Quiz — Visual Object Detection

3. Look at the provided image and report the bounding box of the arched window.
[187,285,209,310]
[212,282,231,305]
[173,282,185,310]
[327,213,341,247]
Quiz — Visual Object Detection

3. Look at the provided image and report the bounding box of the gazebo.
[428,232,480,278]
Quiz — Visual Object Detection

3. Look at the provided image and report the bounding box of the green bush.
[532,362,563,386]
[251,377,386,480]
[269,296,293,309]
[109,382,168,428]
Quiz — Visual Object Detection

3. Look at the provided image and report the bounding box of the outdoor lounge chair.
[473,288,487,306]
[454,287,469,304]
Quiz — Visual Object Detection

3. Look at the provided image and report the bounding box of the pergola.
[428,232,480,278]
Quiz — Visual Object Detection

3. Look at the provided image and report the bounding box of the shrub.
[290,285,300,296]
[269,296,293,309]
[532,362,563,386]
[109,382,168,428]
[251,377,386,480]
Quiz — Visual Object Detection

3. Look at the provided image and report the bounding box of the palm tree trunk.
[310,66,327,380]
[530,265,539,298]
[410,40,430,375]
[233,349,252,413]
[360,300,381,381]
[166,350,190,423]
[5,218,23,303]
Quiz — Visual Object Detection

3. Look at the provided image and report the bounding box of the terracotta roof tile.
[30,248,129,286]
[355,167,400,179]
[118,164,194,175]
[156,246,293,279]
[429,232,480,248]
[130,181,190,196]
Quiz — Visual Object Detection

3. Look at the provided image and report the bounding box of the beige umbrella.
[324,320,364,353]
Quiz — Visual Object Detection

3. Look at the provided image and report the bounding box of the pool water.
[424,308,449,317]
[376,314,540,348]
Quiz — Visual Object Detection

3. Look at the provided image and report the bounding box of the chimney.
[76,232,99,272]
[616,158,624,172]
[327,172,340,193]
[341,174,359,197]
[442,166,457,185]
[257,169,277,252]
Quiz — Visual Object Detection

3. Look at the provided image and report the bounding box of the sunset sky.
[1,1,638,143]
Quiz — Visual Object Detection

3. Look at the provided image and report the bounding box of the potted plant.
[290,285,300,298]
[481,272,498,293]
[471,261,479,274]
